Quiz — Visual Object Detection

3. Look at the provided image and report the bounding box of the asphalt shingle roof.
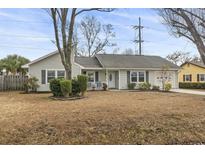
[94,54,179,69]
[75,57,102,68]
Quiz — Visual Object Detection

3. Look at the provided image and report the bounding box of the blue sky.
[0,8,198,61]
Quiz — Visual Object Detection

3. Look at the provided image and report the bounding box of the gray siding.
[29,53,81,91]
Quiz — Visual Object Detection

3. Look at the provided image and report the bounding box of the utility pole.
[133,17,144,55]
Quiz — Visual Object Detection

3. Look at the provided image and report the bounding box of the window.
[199,74,205,81]
[57,70,65,79]
[47,70,55,82]
[138,72,145,82]
[131,72,138,82]
[184,74,191,82]
[88,72,94,82]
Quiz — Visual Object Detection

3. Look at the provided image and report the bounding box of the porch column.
[118,70,121,90]
[105,69,109,86]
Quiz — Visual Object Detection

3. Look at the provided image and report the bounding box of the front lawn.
[0,91,205,144]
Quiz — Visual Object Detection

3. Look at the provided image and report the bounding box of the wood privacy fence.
[0,75,28,91]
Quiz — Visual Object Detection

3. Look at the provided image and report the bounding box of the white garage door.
[153,71,176,89]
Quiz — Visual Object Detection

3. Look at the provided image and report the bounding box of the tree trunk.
[64,65,72,80]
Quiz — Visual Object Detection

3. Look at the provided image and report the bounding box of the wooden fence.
[0,75,28,91]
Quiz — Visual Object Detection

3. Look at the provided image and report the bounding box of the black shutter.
[127,71,130,84]
[183,75,185,82]
[95,71,99,82]
[146,71,149,83]
[41,70,46,84]
[190,74,192,82]
[197,74,199,82]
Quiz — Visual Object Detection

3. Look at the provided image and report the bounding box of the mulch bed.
[49,95,86,101]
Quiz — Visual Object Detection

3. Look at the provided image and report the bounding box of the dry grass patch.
[0,91,205,144]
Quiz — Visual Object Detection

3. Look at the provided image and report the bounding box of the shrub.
[72,78,81,96]
[179,82,205,89]
[138,82,151,90]
[128,83,136,90]
[24,76,39,93]
[152,85,160,91]
[49,78,63,97]
[164,83,172,92]
[60,80,72,97]
[77,75,88,96]
[102,83,108,91]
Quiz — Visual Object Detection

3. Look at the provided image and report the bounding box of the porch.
[82,69,120,90]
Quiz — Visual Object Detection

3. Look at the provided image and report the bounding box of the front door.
[108,72,115,88]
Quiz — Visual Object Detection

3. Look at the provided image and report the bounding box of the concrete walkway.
[171,89,205,96]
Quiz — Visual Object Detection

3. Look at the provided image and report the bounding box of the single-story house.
[179,61,205,82]
[23,51,180,91]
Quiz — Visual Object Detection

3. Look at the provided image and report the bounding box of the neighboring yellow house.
[179,61,205,83]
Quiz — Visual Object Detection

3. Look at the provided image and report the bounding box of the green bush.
[77,75,88,96]
[138,82,151,90]
[49,78,63,97]
[72,78,81,96]
[60,80,72,97]
[179,82,205,89]
[128,83,136,90]
[164,83,172,91]
[152,85,160,91]
[24,76,39,93]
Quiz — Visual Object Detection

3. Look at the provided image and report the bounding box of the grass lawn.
[0,91,205,144]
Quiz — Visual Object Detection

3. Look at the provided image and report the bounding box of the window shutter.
[127,71,130,84]
[41,70,46,84]
[190,74,192,82]
[197,74,199,82]
[146,71,149,83]
[183,75,185,82]
[95,71,99,82]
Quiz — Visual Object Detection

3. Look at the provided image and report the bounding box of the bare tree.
[47,8,114,79]
[158,9,205,64]
[160,64,171,91]
[122,48,134,55]
[79,16,116,57]
[166,51,201,65]
[166,51,192,65]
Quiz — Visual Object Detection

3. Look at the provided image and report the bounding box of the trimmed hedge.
[72,78,81,96]
[49,78,63,97]
[77,75,88,96]
[138,82,151,90]
[60,80,72,97]
[128,83,136,90]
[164,83,172,91]
[179,82,205,89]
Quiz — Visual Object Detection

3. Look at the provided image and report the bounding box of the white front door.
[108,72,115,88]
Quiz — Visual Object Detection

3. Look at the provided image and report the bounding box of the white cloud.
[110,11,160,24]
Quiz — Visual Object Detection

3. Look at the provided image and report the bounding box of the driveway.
[171,89,205,96]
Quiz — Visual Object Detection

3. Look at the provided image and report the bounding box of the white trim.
[45,69,65,84]
[198,74,205,82]
[184,74,192,82]
[26,51,59,67]
[118,70,121,90]
[130,70,146,83]
[82,67,179,71]
[74,62,84,69]
[86,71,95,83]
[95,55,105,67]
